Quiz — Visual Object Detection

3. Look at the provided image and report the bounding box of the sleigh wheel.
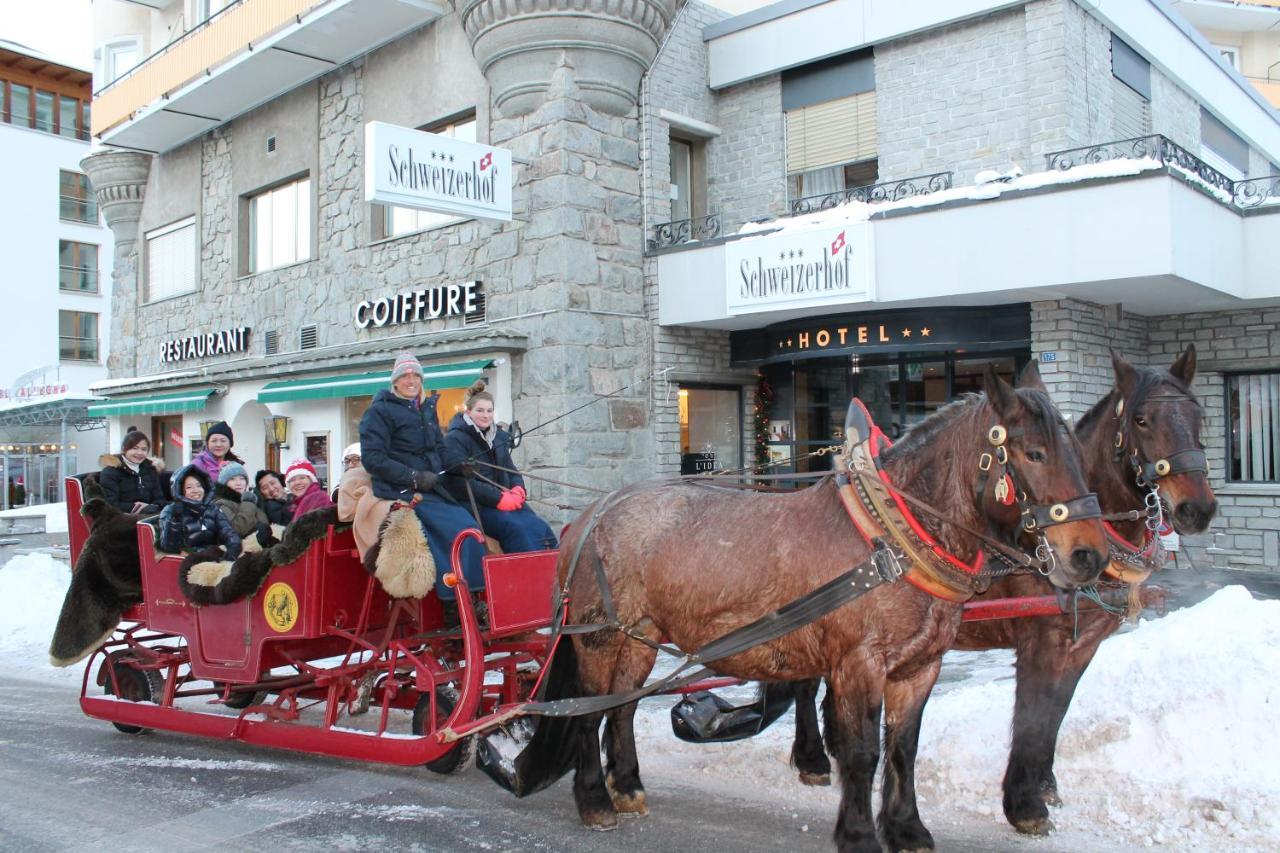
[103,661,164,734]
[218,682,269,710]
[413,687,475,775]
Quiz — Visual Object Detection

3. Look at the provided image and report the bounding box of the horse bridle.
[976,422,1102,574]
[1111,390,1209,533]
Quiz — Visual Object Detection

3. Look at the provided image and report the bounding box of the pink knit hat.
[391,351,423,383]
[284,458,318,486]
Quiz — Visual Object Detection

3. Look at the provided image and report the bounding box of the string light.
[752,371,774,475]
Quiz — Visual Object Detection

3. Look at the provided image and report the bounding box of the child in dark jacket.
[158,464,242,559]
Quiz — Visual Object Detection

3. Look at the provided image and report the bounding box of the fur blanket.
[339,465,435,599]
[177,507,335,606]
[49,498,144,667]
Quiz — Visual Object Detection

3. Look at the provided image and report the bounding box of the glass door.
[679,386,742,473]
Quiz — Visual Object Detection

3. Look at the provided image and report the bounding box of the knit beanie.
[205,421,234,444]
[342,443,361,461]
[121,430,150,453]
[284,458,318,486]
[217,461,249,485]
[390,351,423,383]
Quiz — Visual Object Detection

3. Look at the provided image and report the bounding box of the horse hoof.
[798,771,831,787]
[581,810,619,832]
[1013,816,1054,836]
[611,790,650,817]
[1041,787,1063,808]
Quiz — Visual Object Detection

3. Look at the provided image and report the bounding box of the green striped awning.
[257,359,492,404]
[86,387,216,417]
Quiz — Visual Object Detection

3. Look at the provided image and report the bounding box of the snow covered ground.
[2,549,1277,850]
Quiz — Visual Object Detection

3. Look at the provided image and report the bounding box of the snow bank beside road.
[0,552,75,677]
[917,585,1280,848]
[0,501,69,534]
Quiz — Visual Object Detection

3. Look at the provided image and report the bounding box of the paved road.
[0,669,1123,853]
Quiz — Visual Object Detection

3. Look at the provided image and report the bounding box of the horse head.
[982,361,1108,590]
[1103,346,1216,535]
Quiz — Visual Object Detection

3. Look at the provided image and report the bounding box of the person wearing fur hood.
[98,430,166,515]
[158,464,242,559]
[213,462,272,545]
[443,380,556,553]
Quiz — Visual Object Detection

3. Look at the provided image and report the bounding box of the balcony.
[1245,76,1280,109]
[93,0,446,153]
[656,135,1280,330]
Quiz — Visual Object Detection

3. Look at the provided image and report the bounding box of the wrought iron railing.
[1045,134,1235,198]
[789,172,954,216]
[648,212,722,250]
[1233,176,1280,209]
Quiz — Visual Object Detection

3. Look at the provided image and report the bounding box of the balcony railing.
[60,195,99,225]
[59,336,99,362]
[789,172,955,216]
[648,213,722,251]
[1046,134,1280,209]
[59,267,99,293]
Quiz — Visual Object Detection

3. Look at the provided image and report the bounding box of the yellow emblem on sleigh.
[263,582,299,633]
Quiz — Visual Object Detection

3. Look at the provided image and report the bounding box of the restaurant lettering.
[161,327,250,364]
[725,224,874,315]
[356,281,480,329]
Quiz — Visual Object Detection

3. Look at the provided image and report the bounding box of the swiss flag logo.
[479,152,492,171]
[830,231,846,255]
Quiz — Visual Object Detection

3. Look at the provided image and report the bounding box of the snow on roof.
[89,370,201,392]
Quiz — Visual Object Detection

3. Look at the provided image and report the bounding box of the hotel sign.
[364,121,513,222]
[725,223,874,315]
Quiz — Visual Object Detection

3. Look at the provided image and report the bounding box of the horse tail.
[477,637,584,797]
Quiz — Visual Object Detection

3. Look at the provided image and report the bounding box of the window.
[103,39,141,85]
[1111,34,1152,140]
[59,310,98,362]
[59,95,82,139]
[59,171,98,224]
[34,90,55,133]
[785,94,878,202]
[248,176,310,273]
[59,241,98,293]
[145,217,197,301]
[5,82,31,127]
[376,114,476,239]
[1201,107,1249,179]
[678,386,742,473]
[1228,373,1280,482]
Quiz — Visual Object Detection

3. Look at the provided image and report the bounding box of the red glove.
[512,485,527,500]
[497,490,523,511]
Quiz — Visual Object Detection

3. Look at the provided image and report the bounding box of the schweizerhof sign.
[725,223,874,315]
[364,121,513,222]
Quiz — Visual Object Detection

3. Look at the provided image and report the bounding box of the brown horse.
[784,346,1216,839]
[514,365,1108,852]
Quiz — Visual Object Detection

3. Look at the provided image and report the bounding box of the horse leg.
[1002,615,1110,835]
[878,662,941,853]
[824,668,885,853]
[791,679,832,785]
[603,628,659,817]
[570,635,627,831]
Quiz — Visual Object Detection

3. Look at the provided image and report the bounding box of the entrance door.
[151,416,185,472]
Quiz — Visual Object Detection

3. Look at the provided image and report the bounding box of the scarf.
[121,455,141,473]
[463,413,496,448]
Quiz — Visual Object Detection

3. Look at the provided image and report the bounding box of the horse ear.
[983,364,1020,418]
[1110,349,1139,397]
[1016,360,1046,391]
[1169,344,1197,386]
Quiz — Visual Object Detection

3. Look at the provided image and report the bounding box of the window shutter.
[1111,76,1151,141]
[146,217,196,302]
[785,91,877,175]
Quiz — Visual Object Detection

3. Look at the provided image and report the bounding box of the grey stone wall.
[1146,308,1280,571]
[1150,67,1201,153]
[707,74,787,233]
[876,6,1029,184]
[1031,298,1149,421]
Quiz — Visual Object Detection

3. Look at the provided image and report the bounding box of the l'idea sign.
[725,223,874,315]
[364,121,513,222]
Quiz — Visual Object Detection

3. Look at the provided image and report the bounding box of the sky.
[0,0,92,71]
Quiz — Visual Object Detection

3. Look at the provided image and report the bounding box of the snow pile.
[0,501,70,534]
[0,552,74,676]
[916,585,1280,848]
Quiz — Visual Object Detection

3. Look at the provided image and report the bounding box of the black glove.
[411,470,439,492]
[452,459,478,477]
[255,522,277,548]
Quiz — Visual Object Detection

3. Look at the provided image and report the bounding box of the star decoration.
[786,338,793,347]
[921,327,931,337]
[797,249,804,258]
[780,252,787,260]
[902,328,911,337]
[449,154,455,163]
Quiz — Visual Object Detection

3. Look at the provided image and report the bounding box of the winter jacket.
[442,413,526,509]
[212,482,270,539]
[359,389,454,503]
[291,481,335,517]
[190,448,243,483]
[257,493,294,526]
[157,465,242,559]
[98,453,166,514]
